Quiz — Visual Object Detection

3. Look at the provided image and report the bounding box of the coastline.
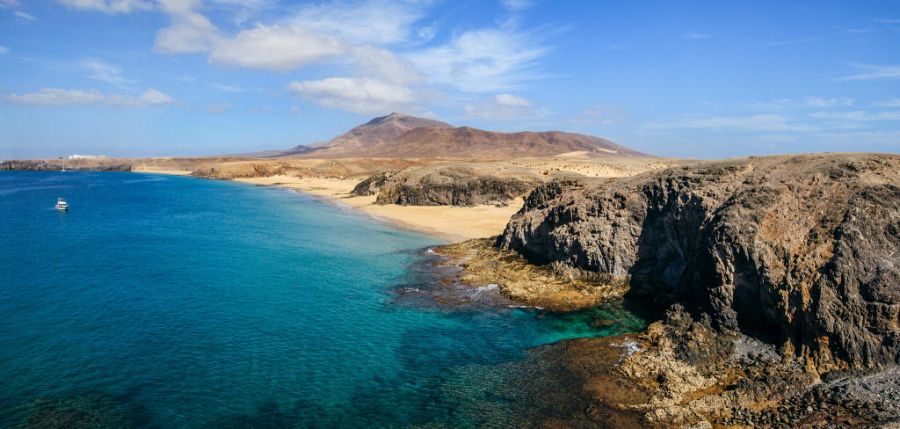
[233,175,522,242]
[133,168,518,242]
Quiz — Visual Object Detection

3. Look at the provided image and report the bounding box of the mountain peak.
[277,113,646,159]
[365,112,419,126]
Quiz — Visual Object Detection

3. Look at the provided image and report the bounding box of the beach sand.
[132,166,194,176]
[233,175,520,241]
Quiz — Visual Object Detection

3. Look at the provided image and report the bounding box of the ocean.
[0,171,646,428]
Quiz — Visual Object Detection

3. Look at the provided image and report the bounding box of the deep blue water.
[0,172,646,428]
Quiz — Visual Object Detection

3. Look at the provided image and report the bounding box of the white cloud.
[209,24,347,71]
[81,60,134,87]
[352,46,422,85]
[0,45,7,54]
[809,110,900,122]
[290,0,430,45]
[875,98,900,108]
[645,114,818,133]
[141,0,553,116]
[14,10,34,20]
[153,0,221,54]
[762,37,818,47]
[683,32,712,40]
[740,97,855,110]
[5,87,176,107]
[153,0,430,70]
[465,93,545,120]
[494,93,530,107]
[57,0,152,13]
[287,77,414,114]
[212,83,246,92]
[409,26,547,92]
[502,0,533,11]
[837,63,900,81]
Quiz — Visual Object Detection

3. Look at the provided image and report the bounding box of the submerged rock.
[15,393,149,429]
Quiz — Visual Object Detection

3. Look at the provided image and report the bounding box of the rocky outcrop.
[498,153,900,372]
[374,167,541,206]
[350,171,397,196]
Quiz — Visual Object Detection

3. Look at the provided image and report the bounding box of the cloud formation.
[837,63,900,81]
[81,60,134,87]
[153,0,221,54]
[44,0,553,116]
[5,88,176,107]
[409,26,547,93]
[209,24,347,71]
[142,0,549,113]
[14,10,34,20]
[740,97,855,110]
[287,78,414,114]
[464,93,546,120]
[645,114,818,133]
[57,0,152,14]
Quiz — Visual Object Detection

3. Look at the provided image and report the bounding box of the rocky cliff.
[372,166,541,206]
[498,153,900,371]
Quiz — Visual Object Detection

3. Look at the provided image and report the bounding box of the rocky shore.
[438,153,900,427]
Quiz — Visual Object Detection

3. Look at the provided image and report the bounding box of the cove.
[0,171,646,428]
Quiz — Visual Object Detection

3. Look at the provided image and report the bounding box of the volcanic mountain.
[282,113,645,159]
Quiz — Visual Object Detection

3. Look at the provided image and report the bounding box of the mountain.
[275,112,645,159]
[360,126,643,158]
[302,113,453,158]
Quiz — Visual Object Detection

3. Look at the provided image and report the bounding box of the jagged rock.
[498,153,900,371]
[350,171,397,196]
[374,166,541,206]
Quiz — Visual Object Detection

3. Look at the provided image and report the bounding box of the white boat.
[55,197,69,211]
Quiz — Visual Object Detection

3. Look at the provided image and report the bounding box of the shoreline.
[233,175,523,242]
[133,168,518,242]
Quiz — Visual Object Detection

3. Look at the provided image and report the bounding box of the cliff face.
[498,154,900,371]
[373,167,541,206]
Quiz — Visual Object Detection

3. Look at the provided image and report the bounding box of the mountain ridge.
[274,113,647,159]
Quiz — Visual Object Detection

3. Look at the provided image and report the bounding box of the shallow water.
[0,171,646,428]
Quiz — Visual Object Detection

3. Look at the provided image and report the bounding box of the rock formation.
[373,166,541,206]
[498,153,900,372]
[350,171,397,196]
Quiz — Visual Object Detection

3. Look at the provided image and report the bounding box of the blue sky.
[1,0,899,159]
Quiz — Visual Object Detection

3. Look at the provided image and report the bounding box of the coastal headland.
[4,113,898,428]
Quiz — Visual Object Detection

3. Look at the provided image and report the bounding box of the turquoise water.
[0,172,646,428]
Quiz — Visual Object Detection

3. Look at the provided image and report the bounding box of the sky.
[1,0,900,159]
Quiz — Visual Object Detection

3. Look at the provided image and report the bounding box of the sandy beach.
[233,175,520,241]
[132,165,194,176]
[130,155,682,242]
